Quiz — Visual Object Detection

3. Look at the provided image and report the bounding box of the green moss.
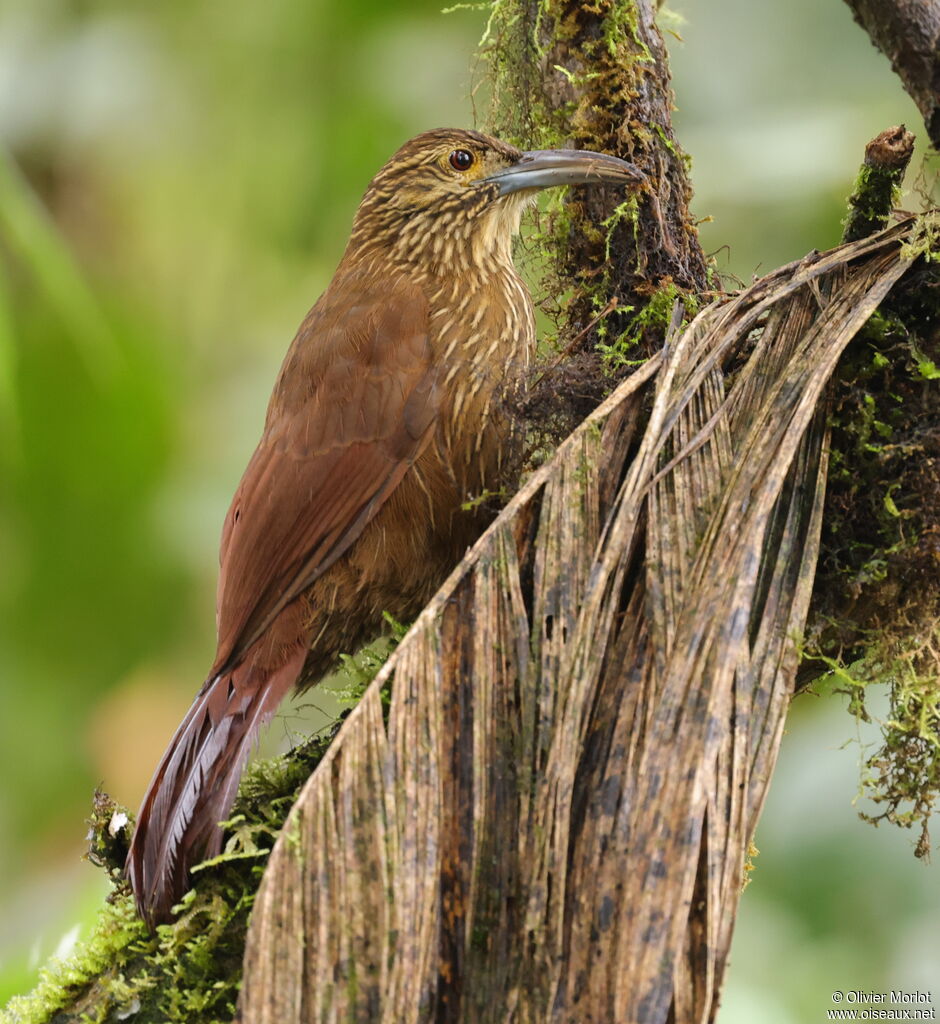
[460,487,507,512]
[842,164,905,244]
[601,196,640,264]
[806,625,940,856]
[597,280,695,369]
[1,729,337,1024]
[478,0,695,357]
[0,900,145,1024]
[822,307,936,577]
[808,259,940,855]
[897,210,940,263]
[328,612,407,711]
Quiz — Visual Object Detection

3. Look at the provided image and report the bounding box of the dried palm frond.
[241,220,917,1023]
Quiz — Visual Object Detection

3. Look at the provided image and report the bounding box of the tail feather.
[126,645,307,927]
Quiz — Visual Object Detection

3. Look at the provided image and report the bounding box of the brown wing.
[211,275,437,677]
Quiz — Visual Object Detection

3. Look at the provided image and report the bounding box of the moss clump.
[1,613,412,1024]
[806,622,940,858]
[2,734,334,1024]
[899,209,940,265]
[596,279,697,370]
[1,898,144,1024]
[856,623,940,850]
[327,613,406,713]
[807,249,940,854]
[819,305,940,608]
[843,165,905,244]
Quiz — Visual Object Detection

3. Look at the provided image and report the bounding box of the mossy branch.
[481,0,709,358]
[2,735,336,1024]
[805,126,940,856]
[842,125,916,244]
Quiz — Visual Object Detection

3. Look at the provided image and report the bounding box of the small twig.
[842,125,916,244]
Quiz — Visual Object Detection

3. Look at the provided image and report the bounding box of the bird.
[125,127,644,927]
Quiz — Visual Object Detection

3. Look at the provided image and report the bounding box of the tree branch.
[486,0,709,355]
[843,0,940,148]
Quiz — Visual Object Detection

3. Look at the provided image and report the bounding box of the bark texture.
[844,0,940,148]
[486,0,709,350]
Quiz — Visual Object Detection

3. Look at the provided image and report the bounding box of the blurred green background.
[0,0,936,1018]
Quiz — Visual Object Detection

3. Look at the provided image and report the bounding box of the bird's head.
[346,128,644,275]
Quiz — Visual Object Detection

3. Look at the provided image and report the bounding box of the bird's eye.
[449,149,475,171]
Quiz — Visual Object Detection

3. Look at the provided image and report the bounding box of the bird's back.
[284,257,535,682]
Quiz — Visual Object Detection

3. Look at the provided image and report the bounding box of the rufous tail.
[126,645,307,927]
